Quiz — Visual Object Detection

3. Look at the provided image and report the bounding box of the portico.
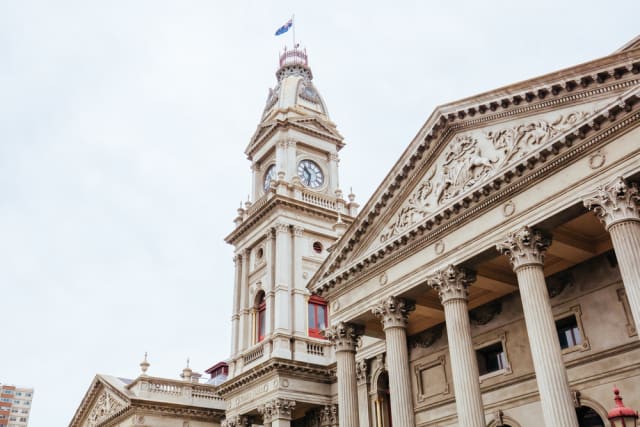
[311,43,640,426]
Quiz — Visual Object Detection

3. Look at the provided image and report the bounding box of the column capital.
[222,416,250,427]
[427,265,476,304]
[355,359,369,385]
[323,321,364,352]
[372,296,415,329]
[582,176,640,229]
[274,222,290,234]
[496,226,551,270]
[264,228,276,241]
[258,399,296,422]
[293,225,305,237]
[320,404,339,427]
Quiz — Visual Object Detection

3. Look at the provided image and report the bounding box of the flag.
[275,19,293,36]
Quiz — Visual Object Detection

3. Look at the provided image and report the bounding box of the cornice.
[225,195,354,245]
[310,51,640,292]
[312,89,640,297]
[217,358,335,397]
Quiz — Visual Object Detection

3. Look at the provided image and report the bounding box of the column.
[264,229,275,337]
[426,265,485,427]
[259,399,296,427]
[372,296,416,427]
[292,226,306,335]
[582,176,640,331]
[238,249,251,351]
[356,359,371,427]
[276,140,286,178]
[273,222,292,358]
[286,139,297,181]
[328,152,339,194]
[497,226,579,427]
[324,322,363,427]
[231,254,242,355]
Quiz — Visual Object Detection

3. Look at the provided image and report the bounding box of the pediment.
[71,376,131,427]
[353,101,609,258]
[309,50,640,290]
[290,117,343,141]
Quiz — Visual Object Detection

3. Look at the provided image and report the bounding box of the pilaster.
[427,265,485,427]
[372,296,416,427]
[292,225,306,335]
[356,359,371,427]
[583,177,640,331]
[497,227,578,427]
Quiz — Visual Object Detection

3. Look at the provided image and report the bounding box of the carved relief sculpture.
[380,110,592,242]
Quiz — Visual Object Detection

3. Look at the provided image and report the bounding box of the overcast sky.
[1,1,638,426]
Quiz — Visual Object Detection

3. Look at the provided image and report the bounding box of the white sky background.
[0,1,638,425]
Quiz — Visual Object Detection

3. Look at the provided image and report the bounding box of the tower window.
[476,342,507,375]
[256,292,266,343]
[556,315,582,349]
[312,241,323,254]
[308,295,328,339]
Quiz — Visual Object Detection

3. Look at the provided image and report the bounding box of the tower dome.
[261,47,329,120]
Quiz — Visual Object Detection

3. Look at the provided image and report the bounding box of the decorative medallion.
[502,200,516,217]
[379,272,388,286]
[434,240,445,255]
[589,150,606,169]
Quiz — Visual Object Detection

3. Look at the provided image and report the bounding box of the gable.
[83,388,128,427]
[308,48,640,291]
[70,376,131,427]
[356,101,607,257]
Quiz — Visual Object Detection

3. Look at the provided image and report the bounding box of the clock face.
[297,160,324,188]
[263,165,276,191]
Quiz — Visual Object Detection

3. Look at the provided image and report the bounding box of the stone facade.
[307,35,640,426]
[72,36,640,427]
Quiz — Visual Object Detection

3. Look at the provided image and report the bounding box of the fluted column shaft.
[608,220,640,329]
[428,266,485,427]
[336,350,359,427]
[583,177,640,332]
[497,227,578,427]
[372,296,416,427]
[324,322,363,427]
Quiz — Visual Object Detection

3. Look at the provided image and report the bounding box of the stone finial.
[139,352,150,376]
[181,358,192,381]
[372,296,415,329]
[333,210,348,234]
[582,176,640,229]
[426,265,476,304]
[258,399,296,422]
[323,322,364,352]
[496,226,551,270]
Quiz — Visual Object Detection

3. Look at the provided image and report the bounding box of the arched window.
[374,371,392,427]
[256,291,266,343]
[576,406,605,427]
[308,295,328,339]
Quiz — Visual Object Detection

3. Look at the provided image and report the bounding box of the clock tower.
[219,47,358,426]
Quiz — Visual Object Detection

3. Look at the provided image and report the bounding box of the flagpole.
[292,14,296,49]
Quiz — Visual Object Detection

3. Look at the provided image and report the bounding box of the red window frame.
[308,295,328,339]
[257,293,266,342]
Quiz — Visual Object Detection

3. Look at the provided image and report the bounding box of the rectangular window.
[308,296,328,339]
[556,315,582,349]
[476,342,507,375]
